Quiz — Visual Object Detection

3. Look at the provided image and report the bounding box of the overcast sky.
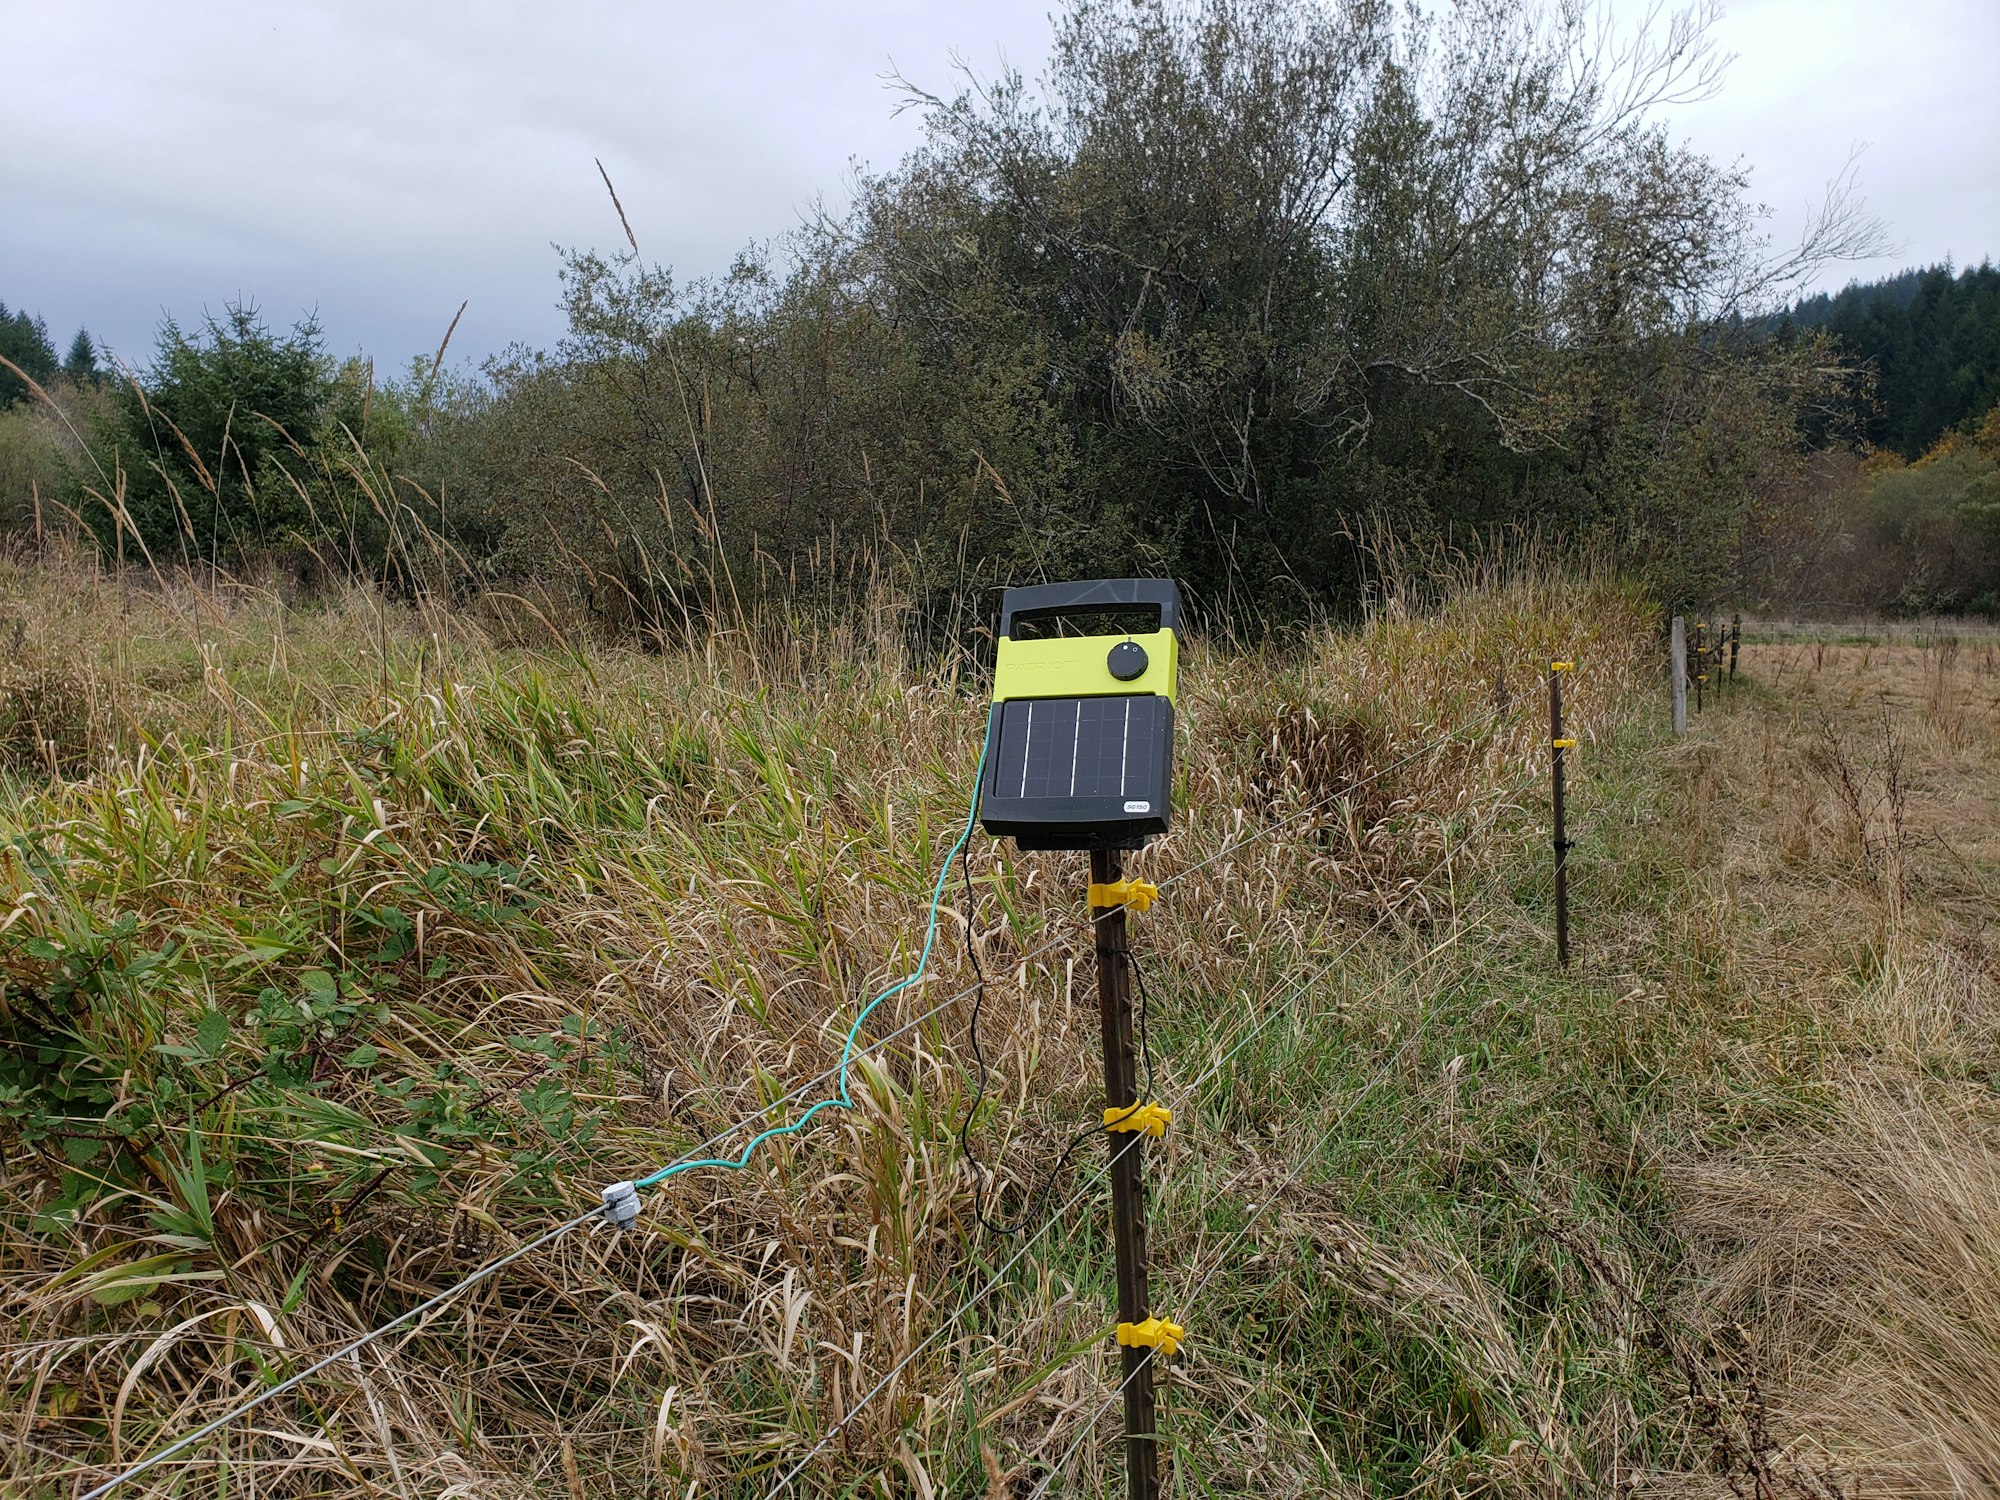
[4,0,1995,373]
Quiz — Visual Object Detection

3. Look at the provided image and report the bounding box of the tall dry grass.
[12,557,1996,1498]
[1674,1088,2000,1499]
[2,546,1663,1497]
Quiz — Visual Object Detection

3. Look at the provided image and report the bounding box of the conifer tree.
[0,302,59,408]
[63,328,101,385]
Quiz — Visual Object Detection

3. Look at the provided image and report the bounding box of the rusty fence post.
[1090,850,1161,1500]
[1549,661,1574,965]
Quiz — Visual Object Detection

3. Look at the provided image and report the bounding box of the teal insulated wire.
[630,715,994,1191]
[82,722,996,1498]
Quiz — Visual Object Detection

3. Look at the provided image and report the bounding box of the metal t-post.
[1091,847,1159,1500]
[1729,613,1741,681]
[1550,665,1571,966]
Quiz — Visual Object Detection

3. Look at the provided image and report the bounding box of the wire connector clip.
[1104,1101,1172,1136]
[1088,877,1158,914]
[600,1180,642,1231]
[1551,737,1577,750]
[1116,1316,1185,1358]
[1550,660,1575,672]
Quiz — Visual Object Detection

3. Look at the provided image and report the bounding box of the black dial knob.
[1107,640,1149,681]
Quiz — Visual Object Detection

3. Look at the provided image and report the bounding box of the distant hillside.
[1786,262,2000,458]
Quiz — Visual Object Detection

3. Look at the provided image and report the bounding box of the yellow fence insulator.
[1088,878,1158,913]
[1116,1316,1185,1358]
[1104,1102,1172,1136]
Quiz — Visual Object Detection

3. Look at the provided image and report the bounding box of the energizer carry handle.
[978,578,1182,852]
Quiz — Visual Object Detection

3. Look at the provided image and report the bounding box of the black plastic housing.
[978,696,1174,850]
[998,577,1181,637]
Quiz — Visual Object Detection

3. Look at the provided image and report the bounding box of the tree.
[830,0,1861,611]
[63,329,101,385]
[86,303,337,565]
[0,302,59,409]
[417,0,1878,624]
[1790,261,2000,458]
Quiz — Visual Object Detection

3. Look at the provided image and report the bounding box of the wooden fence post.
[1671,617,1687,734]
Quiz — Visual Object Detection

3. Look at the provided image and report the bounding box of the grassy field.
[2,556,1996,1499]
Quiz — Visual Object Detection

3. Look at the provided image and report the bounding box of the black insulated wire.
[955,842,1157,1236]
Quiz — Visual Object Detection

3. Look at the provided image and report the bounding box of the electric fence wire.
[1023,796,1563,1497]
[767,833,1528,1500]
[952,676,1544,1236]
[71,871,1119,1499]
[71,986,995,1500]
[1157,760,1550,1118]
[765,763,1553,1498]
[710,668,1540,1233]
[81,677,1556,1498]
[689,666,1546,1204]
[760,1132,1139,1499]
[1022,960,1465,1500]
[955,845,1161,1237]
[72,1208,600,1500]
[1150,676,1544,893]
[629,656,1499,1218]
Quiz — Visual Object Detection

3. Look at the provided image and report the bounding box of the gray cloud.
[3,0,1052,367]
[1653,0,2000,293]
[4,1,1993,373]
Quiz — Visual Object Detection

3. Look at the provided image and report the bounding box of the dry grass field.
[2,558,1996,1498]
[1668,631,2000,1498]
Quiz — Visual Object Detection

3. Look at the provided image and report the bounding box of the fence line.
[766,760,1552,1497]
[1024,861,1553,1497]
[74,677,1561,1499]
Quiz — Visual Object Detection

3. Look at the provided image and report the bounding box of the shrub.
[78,304,427,573]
